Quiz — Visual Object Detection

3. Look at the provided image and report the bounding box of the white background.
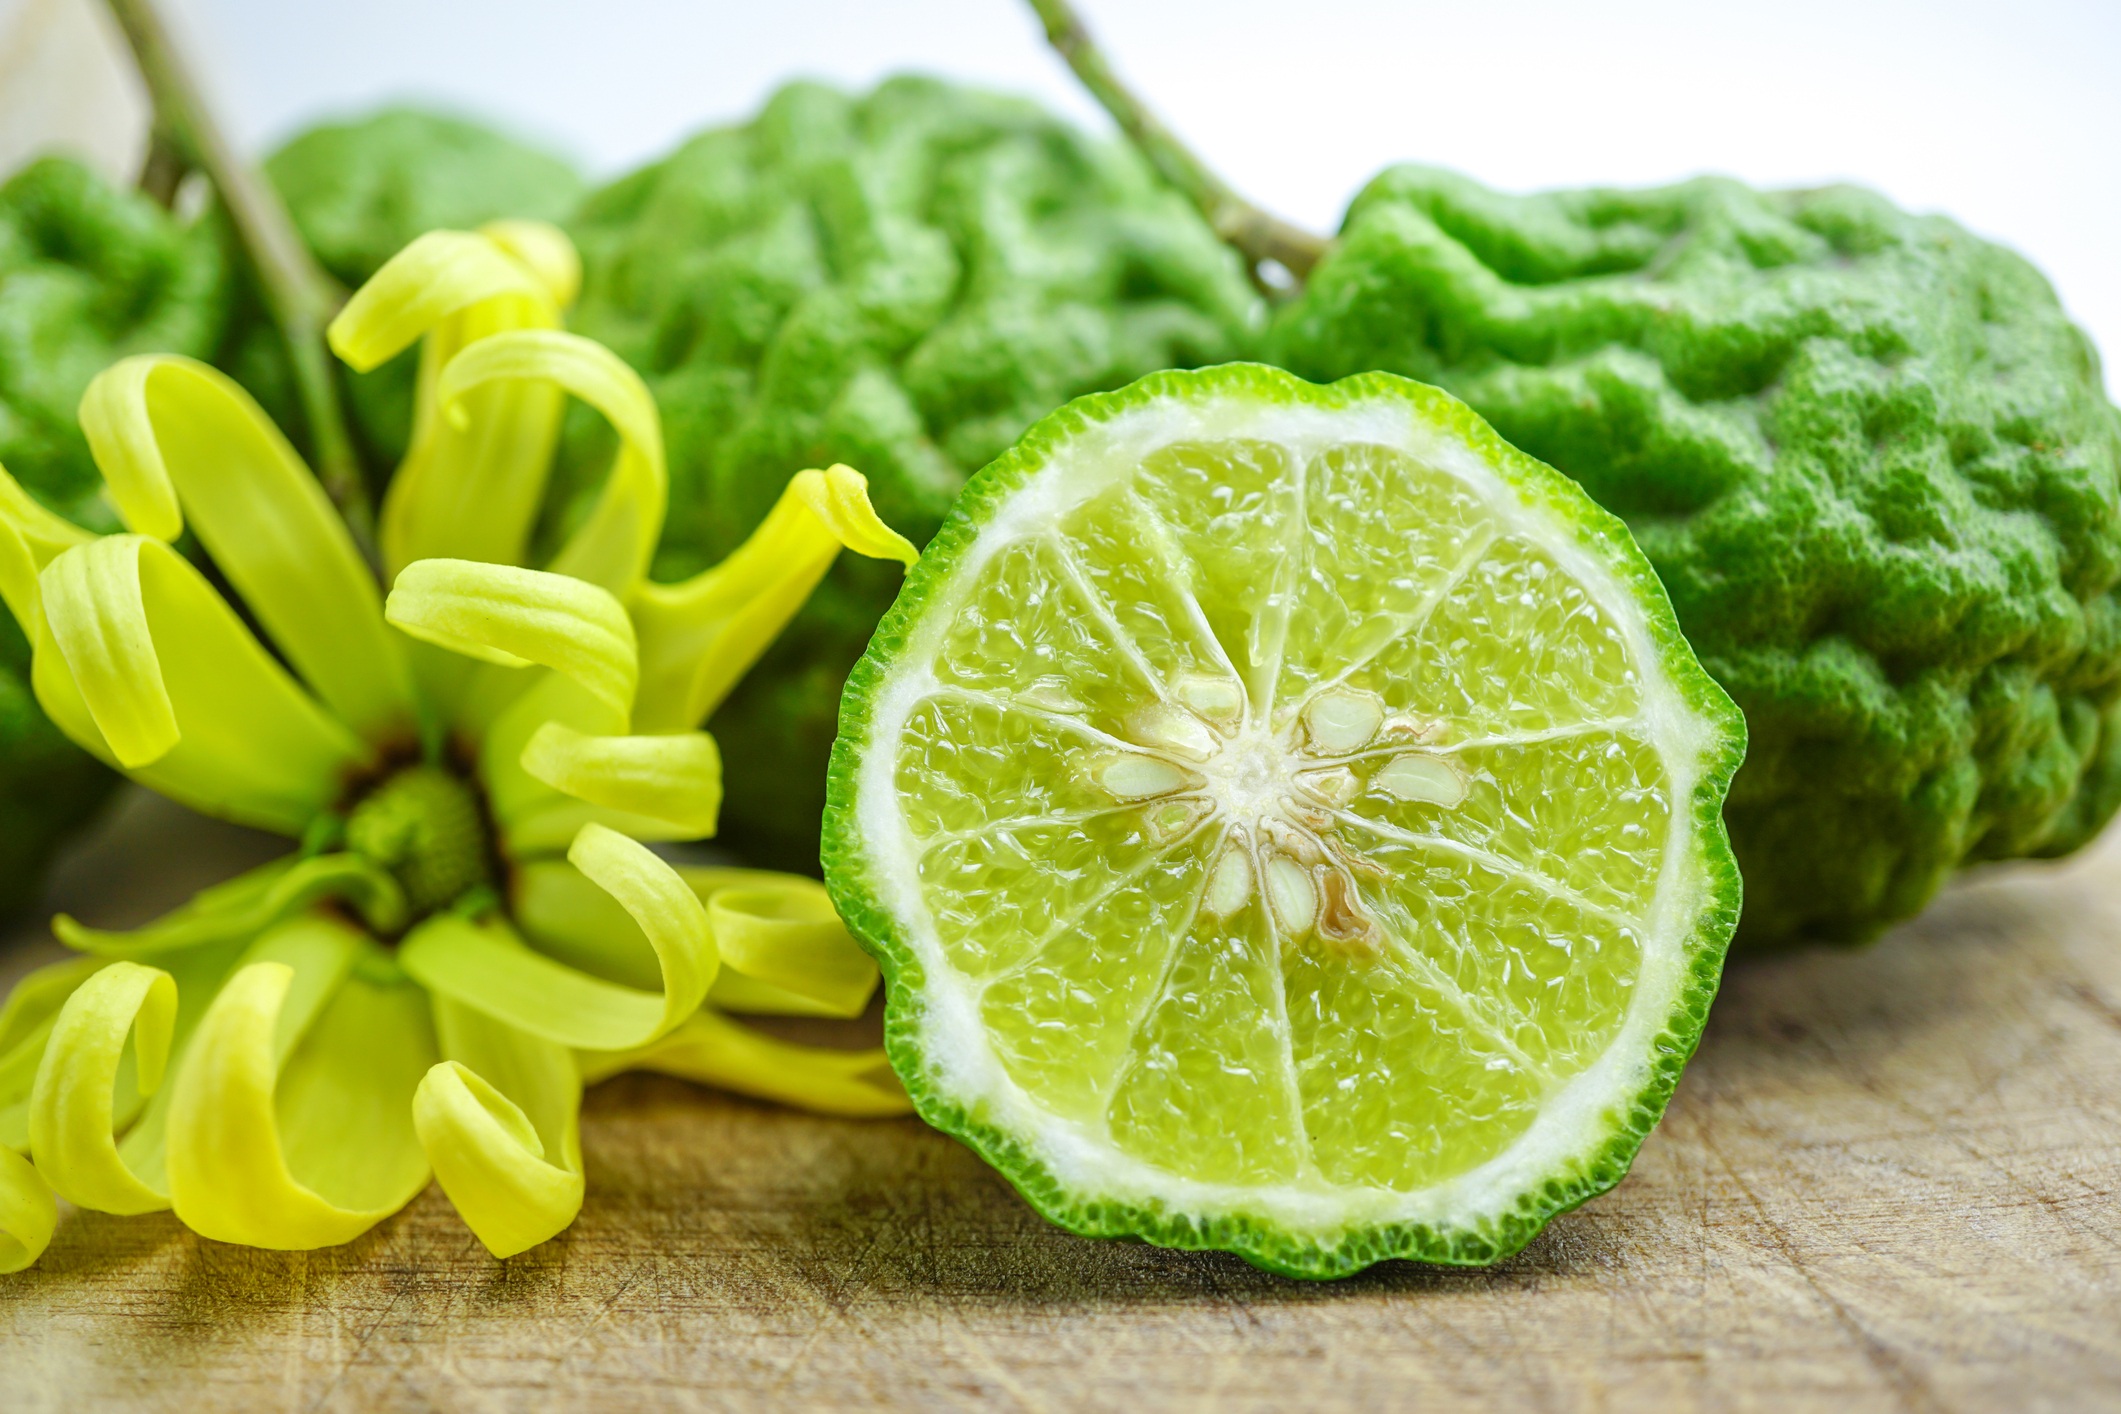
[9,0,2121,397]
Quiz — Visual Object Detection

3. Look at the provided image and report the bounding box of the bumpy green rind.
[565,76,1262,870]
[223,108,584,485]
[1273,167,2121,947]
[0,158,236,915]
[825,363,1746,1276]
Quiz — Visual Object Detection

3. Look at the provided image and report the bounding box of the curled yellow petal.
[35,536,368,829]
[97,936,285,1200]
[0,517,42,641]
[0,464,91,561]
[40,534,170,765]
[510,860,868,1016]
[792,465,919,567]
[167,923,435,1250]
[436,329,666,597]
[580,1009,910,1119]
[400,916,665,1051]
[327,229,559,375]
[518,722,722,837]
[0,462,90,632]
[630,464,918,733]
[479,219,580,309]
[499,797,703,856]
[0,957,107,1148]
[401,826,713,1051]
[338,227,579,593]
[414,998,582,1258]
[385,558,638,724]
[705,882,879,1020]
[477,670,655,850]
[76,356,413,740]
[0,1145,56,1274]
[55,853,406,960]
[510,856,695,989]
[28,962,175,1215]
[565,822,718,1021]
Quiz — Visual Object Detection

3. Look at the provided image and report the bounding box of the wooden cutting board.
[2,792,2117,1412]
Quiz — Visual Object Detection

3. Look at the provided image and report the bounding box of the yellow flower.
[0,221,918,1272]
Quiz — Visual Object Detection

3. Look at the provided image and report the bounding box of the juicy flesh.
[894,438,1670,1193]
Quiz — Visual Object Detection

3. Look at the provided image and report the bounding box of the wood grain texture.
[2,796,2117,1413]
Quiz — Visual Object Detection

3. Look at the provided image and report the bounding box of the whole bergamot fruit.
[560,75,1262,870]
[1271,165,2121,947]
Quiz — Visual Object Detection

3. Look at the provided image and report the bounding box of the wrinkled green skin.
[1274,166,2121,947]
[0,159,233,917]
[560,76,1262,871]
[227,109,584,485]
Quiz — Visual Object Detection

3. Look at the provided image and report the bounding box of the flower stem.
[100,0,380,569]
[1023,0,1330,286]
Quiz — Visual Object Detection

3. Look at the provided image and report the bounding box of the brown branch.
[101,0,378,569]
[135,126,187,209]
[1024,0,1329,286]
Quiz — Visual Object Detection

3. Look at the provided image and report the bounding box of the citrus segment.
[1107,892,1305,1187]
[827,365,1745,1275]
[1282,941,1545,1193]
[1346,730,1672,917]
[976,848,1200,1117]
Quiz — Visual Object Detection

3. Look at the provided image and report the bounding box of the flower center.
[343,764,495,919]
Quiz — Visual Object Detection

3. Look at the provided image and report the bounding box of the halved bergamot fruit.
[824,365,1745,1276]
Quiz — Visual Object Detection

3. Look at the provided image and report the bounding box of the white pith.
[852,389,1723,1241]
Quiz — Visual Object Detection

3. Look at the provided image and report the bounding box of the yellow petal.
[0,1145,56,1274]
[414,998,583,1258]
[0,957,108,1149]
[565,822,718,1018]
[326,229,558,375]
[0,463,91,561]
[579,1009,910,1118]
[518,722,722,837]
[28,962,175,1214]
[704,881,879,1020]
[166,920,434,1250]
[792,465,919,567]
[478,219,580,309]
[401,826,713,1051]
[509,858,662,990]
[35,536,370,830]
[385,370,565,590]
[511,860,879,1019]
[77,356,413,740]
[478,671,664,852]
[385,559,637,726]
[497,798,702,856]
[99,938,272,1198]
[437,329,666,597]
[704,971,864,1018]
[399,915,664,1050]
[336,227,571,596]
[630,464,917,733]
[0,462,90,632]
[54,853,406,960]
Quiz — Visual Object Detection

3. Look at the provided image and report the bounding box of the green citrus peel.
[826,365,1745,1276]
[0,220,915,1274]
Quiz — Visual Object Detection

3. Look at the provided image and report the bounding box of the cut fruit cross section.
[825,365,1745,1276]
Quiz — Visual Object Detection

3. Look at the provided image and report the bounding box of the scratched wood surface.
[1,789,2117,1413]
